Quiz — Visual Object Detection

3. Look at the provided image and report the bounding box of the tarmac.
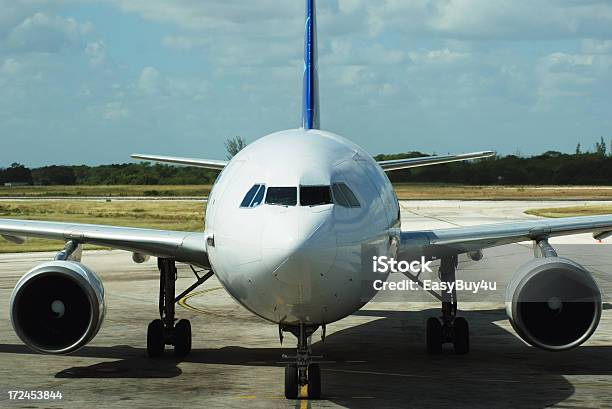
[1,200,611,408]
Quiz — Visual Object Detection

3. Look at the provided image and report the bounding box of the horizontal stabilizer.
[131,154,227,170]
[378,151,495,171]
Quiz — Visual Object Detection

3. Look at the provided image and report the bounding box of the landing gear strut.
[281,324,321,399]
[426,255,470,354]
[147,258,211,357]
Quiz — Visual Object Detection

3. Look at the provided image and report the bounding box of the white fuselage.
[206,128,400,325]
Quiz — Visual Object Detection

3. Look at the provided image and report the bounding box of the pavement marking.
[402,205,463,228]
[300,385,308,408]
[178,286,260,322]
[177,287,225,316]
[324,368,520,383]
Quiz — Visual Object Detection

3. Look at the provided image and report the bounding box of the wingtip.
[475,150,496,158]
[460,150,496,158]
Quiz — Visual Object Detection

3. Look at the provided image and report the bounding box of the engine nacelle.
[10,261,105,354]
[506,257,601,351]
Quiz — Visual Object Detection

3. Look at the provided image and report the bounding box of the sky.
[1,0,611,167]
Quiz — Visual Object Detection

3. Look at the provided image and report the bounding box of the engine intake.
[506,257,601,351]
[10,261,105,354]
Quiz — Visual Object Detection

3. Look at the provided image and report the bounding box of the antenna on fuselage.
[302,0,320,130]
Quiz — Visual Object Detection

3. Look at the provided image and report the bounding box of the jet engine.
[506,257,601,351]
[10,260,105,354]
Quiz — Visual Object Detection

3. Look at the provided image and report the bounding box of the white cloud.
[338,0,362,14]
[103,101,130,120]
[138,66,161,94]
[84,40,105,67]
[88,101,130,121]
[108,1,316,68]
[362,0,612,40]
[535,50,612,108]
[543,52,595,70]
[162,36,202,51]
[133,66,208,101]
[1,57,21,75]
[409,48,470,65]
[6,13,81,52]
[79,20,94,35]
[582,39,612,54]
[111,1,302,33]
[326,38,406,66]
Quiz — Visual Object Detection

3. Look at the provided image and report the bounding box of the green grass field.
[2,184,612,200]
[392,184,612,200]
[525,205,612,218]
[0,201,205,253]
[0,185,212,197]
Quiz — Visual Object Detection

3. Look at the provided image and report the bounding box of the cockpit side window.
[251,184,265,207]
[265,187,297,206]
[300,186,332,206]
[332,182,360,208]
[240,184,266,208]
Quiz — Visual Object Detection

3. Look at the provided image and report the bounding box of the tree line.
[2,137,611,186]
[0,163,218,186]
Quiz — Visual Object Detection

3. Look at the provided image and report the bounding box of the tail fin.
[302,0,320,130]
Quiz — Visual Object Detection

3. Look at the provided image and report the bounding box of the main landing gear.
[147,258,212,357]
[281,324,322,400]
[426,255,470,354]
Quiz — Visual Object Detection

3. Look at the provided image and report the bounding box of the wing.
[0,219,210,268]
[399,214,612,260]
[132,153,227,170]
[378,151,495,171]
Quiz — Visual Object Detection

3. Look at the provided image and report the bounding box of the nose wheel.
[284,364,298,399]
[307,363,321,399]
[282,324,322,399]
[426,255,470,354]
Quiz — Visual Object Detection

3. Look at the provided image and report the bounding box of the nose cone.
[262,206,336,301]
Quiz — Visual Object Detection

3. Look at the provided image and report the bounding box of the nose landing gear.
[281,324,322,399]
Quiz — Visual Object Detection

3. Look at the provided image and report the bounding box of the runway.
[1,200,612,408]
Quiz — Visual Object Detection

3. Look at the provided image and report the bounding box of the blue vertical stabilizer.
[302,0,320,130]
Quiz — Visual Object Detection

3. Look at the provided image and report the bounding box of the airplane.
[1,0,612,400]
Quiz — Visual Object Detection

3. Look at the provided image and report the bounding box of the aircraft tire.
[147,319,165,357]
[426,317,443,354]
[284,364,299,399]
[453,317,470,354]
[308,363,321,399]
[174,319,192,356]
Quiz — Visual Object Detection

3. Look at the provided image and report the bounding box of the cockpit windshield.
[300,186,332,206]
[241,183,358,208]
[265,187,297,206]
